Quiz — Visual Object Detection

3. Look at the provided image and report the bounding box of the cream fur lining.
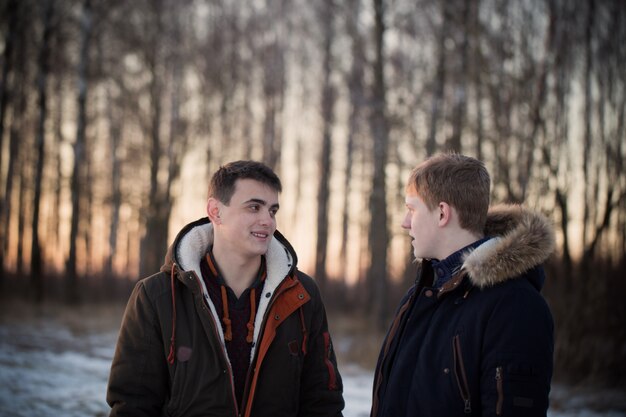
[461,204,555,288]
[175,222,293,361]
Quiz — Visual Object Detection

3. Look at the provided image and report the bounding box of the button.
[265,292,271,298]
[443,368,450,374]
[425,290,434,297]
[298,294,304,300]
[274,314,280,320]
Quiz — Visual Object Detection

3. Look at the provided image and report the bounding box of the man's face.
[401,189,440,260]
[212,179,280,259]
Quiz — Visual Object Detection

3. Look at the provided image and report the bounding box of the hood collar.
[160,217,298,362]
[162,217,296,289]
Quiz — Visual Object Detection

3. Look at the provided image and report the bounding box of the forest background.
[0,0,625,393]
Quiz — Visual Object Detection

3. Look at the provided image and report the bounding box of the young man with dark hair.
[371,153,555,417]
[107,160,344,417]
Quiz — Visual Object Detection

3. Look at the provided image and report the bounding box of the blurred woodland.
[0,0,625,386]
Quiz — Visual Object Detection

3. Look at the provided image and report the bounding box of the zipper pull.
[496,367,502,380]
[464,399,472,413]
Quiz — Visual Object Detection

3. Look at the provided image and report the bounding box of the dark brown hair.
[208,160,282,204]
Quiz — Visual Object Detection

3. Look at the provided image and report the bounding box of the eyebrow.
[244,198,280,210]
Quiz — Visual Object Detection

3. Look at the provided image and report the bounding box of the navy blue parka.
[371,205,555,417]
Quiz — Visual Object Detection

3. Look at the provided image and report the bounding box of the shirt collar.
[205,246,266,291]
[431,237,491,288]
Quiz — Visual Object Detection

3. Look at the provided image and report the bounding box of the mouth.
[251,232,270,239]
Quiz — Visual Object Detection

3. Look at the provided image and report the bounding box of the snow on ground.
[0,310,624,417]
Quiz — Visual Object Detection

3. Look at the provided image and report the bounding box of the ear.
[207,198,221,224]
[438,202,452,227]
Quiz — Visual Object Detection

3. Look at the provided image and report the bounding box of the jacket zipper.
[495,366,503,415]
[240,276,298,416]
[190,272,240,417]
[452,335,472,414]
[372,290,416,417]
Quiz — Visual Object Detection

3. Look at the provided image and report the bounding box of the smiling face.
[401,188,441,260]
[209,178,280,261]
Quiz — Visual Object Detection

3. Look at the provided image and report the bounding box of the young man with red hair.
[371,153,555,417]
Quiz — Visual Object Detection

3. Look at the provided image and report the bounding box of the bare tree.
[104,84,123,279]
[581,0,596,248]
[0,0,22,279]
[426,1,450,155]
[139,0,191,278]
[66,0,93,304]
[261,42,286,170]
[314,0,336,287]
[471,0,484,159]
[367,0,390,329]
[340,0,366,279]
[0,0,19,193]
[447,0,470,152]
[31,0,55,302]
[138,0,168,278]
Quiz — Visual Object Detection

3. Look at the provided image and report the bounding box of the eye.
[269,207,279,217]
[249,204,260,212]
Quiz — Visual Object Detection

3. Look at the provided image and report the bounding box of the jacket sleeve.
[107,280,169,417]
[298,282,344,417]
[479,283,554,417]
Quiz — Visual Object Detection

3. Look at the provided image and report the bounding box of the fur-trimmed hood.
[462,204,555,289]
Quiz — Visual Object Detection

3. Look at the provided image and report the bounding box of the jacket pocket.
[452,335,472,414]
[322,331,338,390]
[495,366,504,415]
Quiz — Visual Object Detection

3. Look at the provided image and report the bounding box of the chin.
[251,244,270,256]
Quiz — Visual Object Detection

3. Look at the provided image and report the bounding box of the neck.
[211,243,261,298]
[436,228,483,261]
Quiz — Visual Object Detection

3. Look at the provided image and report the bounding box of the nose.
[401,211,411,230]
[259,209,275,227]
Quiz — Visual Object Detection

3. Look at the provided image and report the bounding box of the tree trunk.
[340,0,365,280]
[367,0,390,330]
[0,0,22,280]
[242,78,253,160]
[426,1,449,156]
[49,75,64,256]
[140,1,188,279]
[314,0,335,288]
[31,0,55,302]
[261,41,285,171]
[139,53,166,278]
[518,0,557,201]
[16,159,28,276]
[447,0,470,153]
[471,0,483,159]
[0,0,19,196]
[66,0,92,304]
[1,111,22,279]
[581,0,595,250]
[105,87,122,280]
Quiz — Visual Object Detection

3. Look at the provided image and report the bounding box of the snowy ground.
[0,307,624,417]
